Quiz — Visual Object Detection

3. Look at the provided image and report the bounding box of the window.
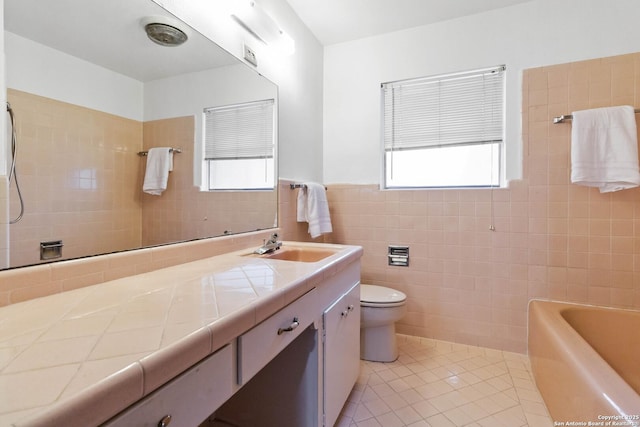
[204,99,275,190]
[382,66,505,189]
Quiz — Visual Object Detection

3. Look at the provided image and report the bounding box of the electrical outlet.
[243,44,257,67]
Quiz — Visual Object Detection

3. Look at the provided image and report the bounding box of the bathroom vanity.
[0,242,362,427]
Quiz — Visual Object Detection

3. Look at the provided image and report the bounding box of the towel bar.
[290,183,327,190]
[138,148,182,156]
[553,108,640,124]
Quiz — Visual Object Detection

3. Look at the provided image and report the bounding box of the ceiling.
[4,0,239,82]
[5,0,535,80]
[285,0,533,45]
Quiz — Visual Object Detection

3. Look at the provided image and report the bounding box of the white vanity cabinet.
[210,290,321,427]
[213,260,362,427]
[103,255,362,427]
[103,345,233,427]
[0,243,365,427]
[323,281,360,427]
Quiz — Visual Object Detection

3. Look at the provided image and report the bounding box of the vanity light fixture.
[231,0,295,55]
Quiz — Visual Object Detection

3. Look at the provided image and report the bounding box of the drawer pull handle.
[158,414,172,427]
[277,317,300,335]
[341,305,355,317]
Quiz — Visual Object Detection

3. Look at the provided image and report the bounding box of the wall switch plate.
[243,44,257,67]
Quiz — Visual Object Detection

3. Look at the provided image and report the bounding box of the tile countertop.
[0,242,363,427]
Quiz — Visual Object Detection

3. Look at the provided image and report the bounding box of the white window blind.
[382,66,505,152]
[204,98,275,160]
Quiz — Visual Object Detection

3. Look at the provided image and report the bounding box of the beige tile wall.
[324,52,640,353]
[141,117,278,246]
[4,93,278,269]
[6,89,143,267]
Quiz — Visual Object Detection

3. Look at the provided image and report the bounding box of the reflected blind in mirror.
[204,99,275,160]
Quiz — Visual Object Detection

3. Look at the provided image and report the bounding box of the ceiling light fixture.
[231,1,295,55]
[141,16,189,47]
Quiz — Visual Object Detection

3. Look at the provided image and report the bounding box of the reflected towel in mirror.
[143,147,173,195]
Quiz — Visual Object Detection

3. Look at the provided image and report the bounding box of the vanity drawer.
[238,288,317,385]
[104,344,233,427]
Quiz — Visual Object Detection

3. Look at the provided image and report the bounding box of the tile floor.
[335,335,553,427]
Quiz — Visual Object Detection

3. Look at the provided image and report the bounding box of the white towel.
[143,147,173,196]
[571,106,640,193]
[297,182,332,238]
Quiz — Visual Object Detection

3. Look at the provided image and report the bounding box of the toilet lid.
[360,284,406,307]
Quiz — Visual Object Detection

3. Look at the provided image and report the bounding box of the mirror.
[3,0,278,269]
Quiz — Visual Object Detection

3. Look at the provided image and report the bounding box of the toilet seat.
[360,284,406,308]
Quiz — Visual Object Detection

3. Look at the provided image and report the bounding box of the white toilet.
[360,284,407,362]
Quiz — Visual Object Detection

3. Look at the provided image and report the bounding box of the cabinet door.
[323,282,360,427]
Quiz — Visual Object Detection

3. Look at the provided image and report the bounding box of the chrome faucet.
[254,232,282,255]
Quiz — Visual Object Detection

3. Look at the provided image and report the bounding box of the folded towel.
[143,147,173,196]
[297,182,332,238]
[571,106,640,193]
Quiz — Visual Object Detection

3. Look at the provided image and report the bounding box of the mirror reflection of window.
[204,99,276,190]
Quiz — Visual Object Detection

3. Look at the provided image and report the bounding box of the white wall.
[5,32,143,121]
[152,0,324,183]
[323,0,640,185]
[143,63,276,122]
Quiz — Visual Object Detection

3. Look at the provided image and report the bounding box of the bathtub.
[528,300,640,423]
